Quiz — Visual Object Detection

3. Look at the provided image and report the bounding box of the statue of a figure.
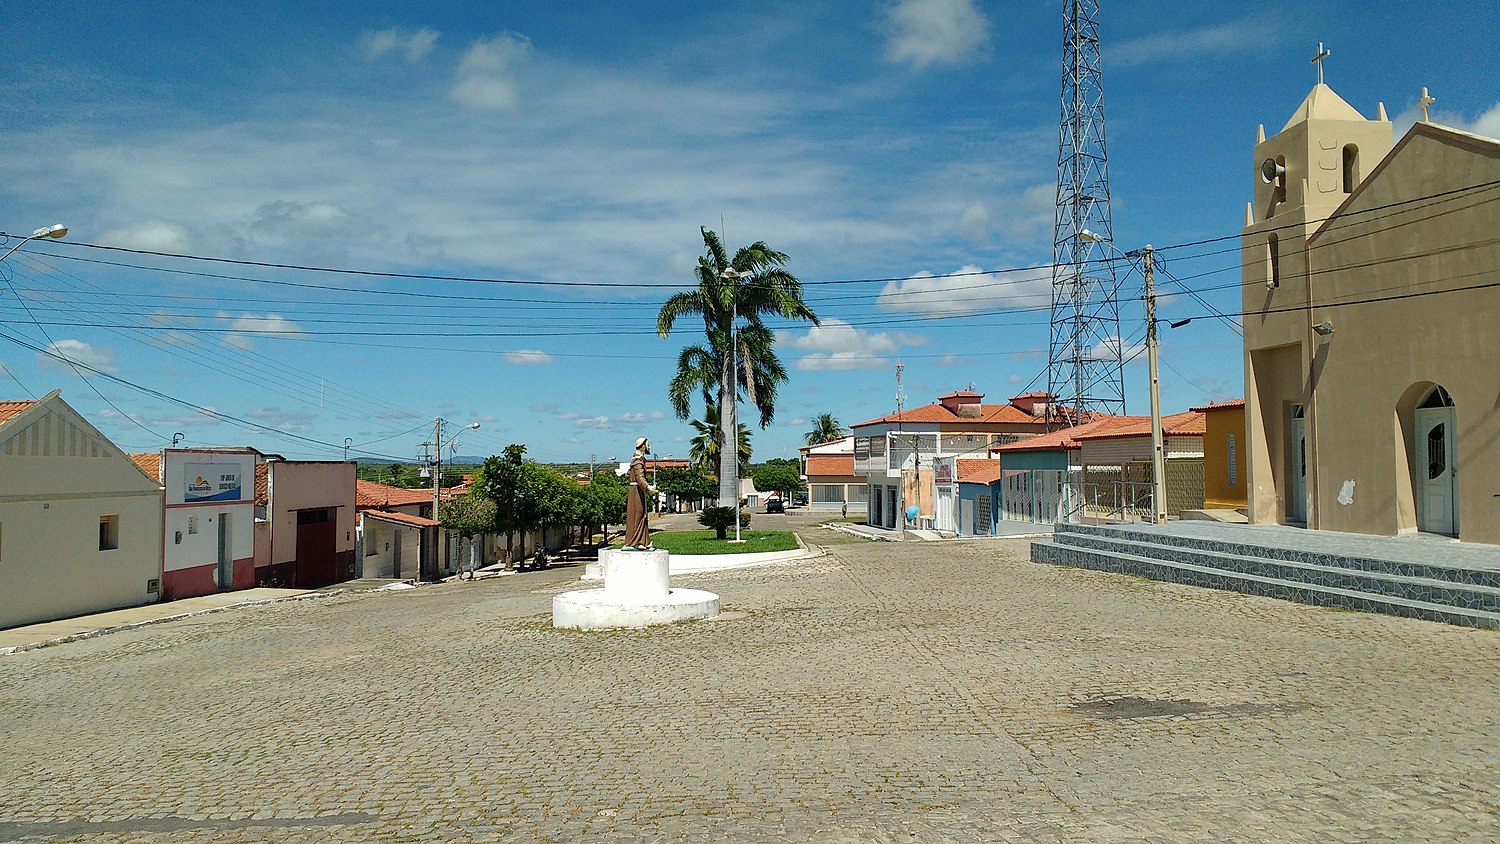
[621,437,654,550]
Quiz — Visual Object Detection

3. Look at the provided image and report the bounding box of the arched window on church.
[1342,145,1360,194]
[1267,234,1280,289]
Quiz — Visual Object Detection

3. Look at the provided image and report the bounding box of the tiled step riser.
[1055,533,1500,614]
[1055,523,1500,589]
[1033,542,1499,629]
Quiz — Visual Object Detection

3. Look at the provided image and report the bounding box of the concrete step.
[1032,540,1500,629]
[1054,522,1500,589]
[1053,531,1500,615]
[1179,508,1250,523]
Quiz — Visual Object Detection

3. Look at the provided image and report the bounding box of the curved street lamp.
[1,223,69,264]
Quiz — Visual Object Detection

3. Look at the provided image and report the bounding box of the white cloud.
[245,406,316,433]
[248,200,375,241]
[882,0,990,69]
[877,265,1053,316]
[504,349,554,365]
[357,27,439,63]
[1111,18,1267,68]
[957,200,988,241]
[1394,99,1500,141]
[98,219,193,253]
[219,312,306,350]
[37,339,117,374]
[1087,335,1147,362]
[1007,374,1023,384]
[937,353,971,367]
[783,317,921,371]
[562,410,663,429]
[450,32,531,111]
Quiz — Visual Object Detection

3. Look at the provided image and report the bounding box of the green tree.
[804,413,845,446]
[688,403,752,477]
[696,505,752,540]
[471,444,527,565]
[752,461,806,500]
[584,469,628,540]
[658,227,818,506]
[655,466,718,507]
[439,493,497,577]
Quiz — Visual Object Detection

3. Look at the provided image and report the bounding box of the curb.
[0,582,412,657]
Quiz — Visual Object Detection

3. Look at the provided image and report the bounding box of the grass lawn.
[646,530,801,555]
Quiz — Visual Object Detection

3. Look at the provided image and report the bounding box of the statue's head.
[635,436,650,454]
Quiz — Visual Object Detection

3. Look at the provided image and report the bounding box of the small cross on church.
[1418,87,1436,123]
[1310,42,1331,85]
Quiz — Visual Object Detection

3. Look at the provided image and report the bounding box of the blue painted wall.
[956,481,999,536]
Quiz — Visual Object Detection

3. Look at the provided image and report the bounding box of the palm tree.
[659,227,817,505]
[688,404,752,477]
[804,413,845,446]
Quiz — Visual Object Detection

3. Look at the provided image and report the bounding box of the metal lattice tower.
[1048,0,1125,425]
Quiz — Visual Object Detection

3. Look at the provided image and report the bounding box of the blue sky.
[1,1,1496,465]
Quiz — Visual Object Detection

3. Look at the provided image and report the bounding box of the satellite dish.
[1261,157,1286,184]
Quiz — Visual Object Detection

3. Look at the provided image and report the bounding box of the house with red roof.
[989,416,1122,524]
[798,436,862,513]
[355,479,444,580]
[850,390,1050,530]
[1069,410,1208,518]
[1,391,164,629]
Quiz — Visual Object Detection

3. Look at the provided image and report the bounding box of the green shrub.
[697,506,751,539]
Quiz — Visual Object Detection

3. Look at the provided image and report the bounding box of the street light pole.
[1142,245,1167,525]
[0,224,68,264]
[719,267,747,543]
[429,418,480,581]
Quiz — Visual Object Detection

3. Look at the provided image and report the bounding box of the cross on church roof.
[1418,87,1436,123]
[1310,42,1331,85]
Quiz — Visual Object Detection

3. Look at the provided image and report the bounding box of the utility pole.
[431,416,443,581]
[1143,245,1167,524]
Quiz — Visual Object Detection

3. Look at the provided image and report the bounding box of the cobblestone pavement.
[3,521,1498,843]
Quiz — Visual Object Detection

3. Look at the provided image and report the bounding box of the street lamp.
[430,418,480,580]
[1,224,68,264]
[1080,229,1167,525]
[719,266,749,543]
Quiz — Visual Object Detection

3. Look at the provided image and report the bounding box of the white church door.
[1288,405,1307,524]
[1415,402,1458,536]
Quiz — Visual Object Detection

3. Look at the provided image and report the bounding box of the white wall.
[163,450,256,574]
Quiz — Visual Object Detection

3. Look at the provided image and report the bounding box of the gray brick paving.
[3,520,1498,842]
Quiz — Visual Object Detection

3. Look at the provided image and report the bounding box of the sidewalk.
[1,588,308,655]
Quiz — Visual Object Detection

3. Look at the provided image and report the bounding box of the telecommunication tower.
[1047,0,1125,424]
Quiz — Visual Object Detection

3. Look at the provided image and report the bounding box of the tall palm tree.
[688,403,752,477]
[659,227,817,505]
[804,413,845,446]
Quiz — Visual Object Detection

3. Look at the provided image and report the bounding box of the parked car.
[764,496,785,514]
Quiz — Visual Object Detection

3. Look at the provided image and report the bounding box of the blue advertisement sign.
[184,462,243,502]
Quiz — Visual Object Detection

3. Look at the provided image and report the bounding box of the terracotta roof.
[990,417,1125,453]
[362,509,440,528]
[355,479,438,510]
[956,459,1001,484]
[255,463,270,505]
[938,390,983,399]
[127,452,162,479]
[1071,411,1206,441]
[805,454,855,477]
[1190,399,1246,412]
[651,458,692,470]
[849,402,1041,429]
[0,400,35,426]
[1010,391,1052,400]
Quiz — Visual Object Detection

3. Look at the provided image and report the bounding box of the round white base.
[552,588,720,630]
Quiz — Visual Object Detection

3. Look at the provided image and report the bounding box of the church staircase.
[1032,521,1500,628]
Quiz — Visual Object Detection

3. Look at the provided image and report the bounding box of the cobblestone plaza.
[4,522,1497,842]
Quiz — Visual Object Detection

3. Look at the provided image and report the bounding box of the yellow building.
[1242,82,1500,543]
[1191,400,1247,510]
[1,391,164,629]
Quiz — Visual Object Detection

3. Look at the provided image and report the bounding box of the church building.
[1241,77,1500,544]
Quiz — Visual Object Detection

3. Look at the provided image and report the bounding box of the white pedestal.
[553,548,720,630]
[602,548,670,601]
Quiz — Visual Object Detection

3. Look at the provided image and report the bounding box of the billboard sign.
[185,463,244,503]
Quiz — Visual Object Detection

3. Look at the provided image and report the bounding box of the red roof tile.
[129,452,162,482]
[956,459,1001,484]
[362,509,441,528]
[0,400,35,425]
[849,402,1042,429]
[805,454,855,477]
[990,416,1126,452]
[356,479,438,510]
[1071,411,1206,440]
[1190,398,1246,412]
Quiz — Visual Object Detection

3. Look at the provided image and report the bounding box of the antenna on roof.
[966,381,976,392]
[895,360,906,415]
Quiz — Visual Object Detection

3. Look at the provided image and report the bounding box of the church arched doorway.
[1413,386,1457,535]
